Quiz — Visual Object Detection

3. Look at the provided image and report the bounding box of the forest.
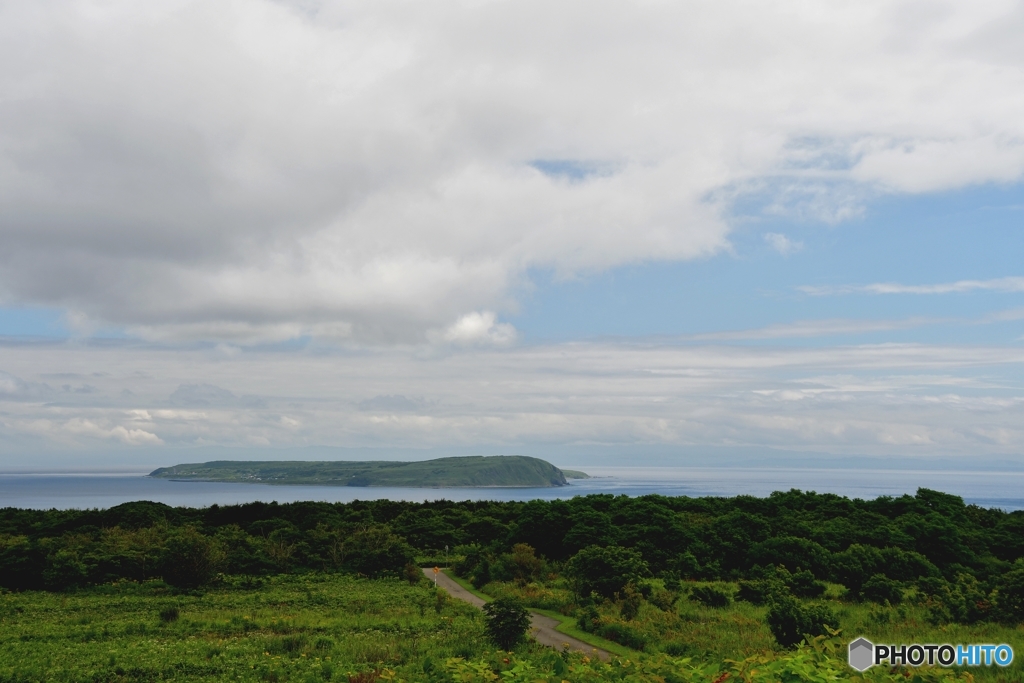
[1,488,1022,682]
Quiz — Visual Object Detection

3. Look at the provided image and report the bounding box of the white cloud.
[799,277,1024,296]
[1,1,1024,342]
[3,338,1024,460]
[686,316,942,341]
[61,418,164,446]
[438,311,517,346]
[763,232,803,255]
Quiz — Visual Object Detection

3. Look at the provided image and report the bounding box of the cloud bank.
[3,0,1024,342]
[3,338,1024,463]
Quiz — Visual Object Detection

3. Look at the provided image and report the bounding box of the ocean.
[1,466,1023,510]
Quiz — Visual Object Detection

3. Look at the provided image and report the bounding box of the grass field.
[470,576,1024,682]
[0,573,488,683]
[0,572,1012,682]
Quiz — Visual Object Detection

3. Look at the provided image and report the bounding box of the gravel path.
[424,568,612,661]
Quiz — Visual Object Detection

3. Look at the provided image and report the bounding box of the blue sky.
[3,0,1024,468]
[7,183,1024,346]
[511,183,1024,345]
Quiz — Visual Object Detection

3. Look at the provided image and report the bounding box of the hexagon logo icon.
[848,637,874,671]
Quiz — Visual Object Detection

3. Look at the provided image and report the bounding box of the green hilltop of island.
[148,455,589,488]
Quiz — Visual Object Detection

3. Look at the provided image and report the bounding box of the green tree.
[861,573,903,605]
[619,581,642,620]
[765,594,837,648]
[342,525,415,578]
[565,545,649,599]
[404,562,423,585]
[43,550,88,591]
[161,526,225,589]
[482,597,531,651]
[508,543,543,584]
[472,557,492,589]
[995,562,1024,623]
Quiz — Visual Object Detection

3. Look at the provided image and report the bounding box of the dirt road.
[423,568,611,661]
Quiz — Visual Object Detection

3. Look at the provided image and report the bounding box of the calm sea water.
[1,466,1023,511]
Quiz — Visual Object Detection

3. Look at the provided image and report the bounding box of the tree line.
[1,488,1022,622]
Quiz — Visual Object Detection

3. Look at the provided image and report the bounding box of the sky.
[2,0,1024,470]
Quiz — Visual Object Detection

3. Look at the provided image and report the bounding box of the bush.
[482,597,531,650]
[995,563,1024,623]
[472,557,491,589]
[749,536,832,579]
[565,546,649,599]
[342,526,415,578]
[690,585,730,608]
[452,545,482,578]
[788,569,827,599]
[737,579,786,605]
[918,573,993,624]
[765,594,837,648]
[598,622,648,650]
[508,543,543,584]
[861,573,903,605]
[161,527,225,589]
[158,606,179,623]
[619,582,642,620]
[43,550,88,591]
[575,604,601,633]
[662,641,695,657]
[648,588,678,611]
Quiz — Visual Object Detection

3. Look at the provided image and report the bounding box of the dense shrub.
[482,597,531,650]
[619,582,642,620]
[787,569,827,598]
[738,566,823,604]
[161,526,225,589]
[403,562,423,585]
[860,573,903,604]
[598,622,648,650]
[648,588,678,611]
[472,558,492,589]
[749,536,831,578]
[565,546,649,599]
[452,545,482,578]
[737,579,784,605]
[575,603,602,633]
[690,585,731,608]
[994,563,1024,623]
[43,550,88,591]
[158,606,180,623]
[341,526,415,578]
[918,574,993,624]
[832,544,939,598]
[765,594,837,648]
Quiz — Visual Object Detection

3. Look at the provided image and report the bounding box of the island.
[148,455,585,488]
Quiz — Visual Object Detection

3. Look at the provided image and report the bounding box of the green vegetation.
[149,456,574,488]
[481,597,531,650]
[0,571,982,683]
[0,572,488,682]
[1,487,1022,680]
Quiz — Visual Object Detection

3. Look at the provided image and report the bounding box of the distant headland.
[148,455,589,488]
